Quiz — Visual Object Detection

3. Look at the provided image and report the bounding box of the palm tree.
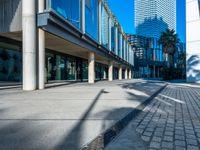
[158,29,180,67]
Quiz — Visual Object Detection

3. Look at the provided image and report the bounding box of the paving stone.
[152,136,162,142]
[146,127,155,132]
[136,128,144,134]
[187,145,199,150]
[143,131,153,136]
[186,139,198,146]
[175,129,185,135]
[165,127,174,132]
[175,146,186,150]
[149,141,161,149]
[161,141,173,149]
[163,136,173,142]
[175,140,186,146]
[164,131,174,136]
[141,136,151,142]
[154,131,163,137]
[186,134,196,139]
[185,129,195,135]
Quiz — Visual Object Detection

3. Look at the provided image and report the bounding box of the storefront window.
[55,55,66,80]
[51,0,80,28]
[113,67,118,80]
[85,0,98,40]
[66,57,76,80]
[46,52,56,81]
[82,61,88,80]
[0,43,22,82]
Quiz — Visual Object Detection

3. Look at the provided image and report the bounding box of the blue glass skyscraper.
[135,0,176,38]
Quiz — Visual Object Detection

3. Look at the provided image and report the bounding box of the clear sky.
[108,0,186,42]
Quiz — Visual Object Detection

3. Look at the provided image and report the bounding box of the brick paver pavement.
[106,84,200,150]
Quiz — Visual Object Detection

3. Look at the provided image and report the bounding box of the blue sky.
[108,0,186,42]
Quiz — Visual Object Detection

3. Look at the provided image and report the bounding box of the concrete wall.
[0,0,22,33]
[186,0,200,83]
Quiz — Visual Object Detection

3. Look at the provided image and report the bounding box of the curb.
[81,84,168,150]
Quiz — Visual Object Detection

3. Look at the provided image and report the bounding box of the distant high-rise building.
[135,0,176,39]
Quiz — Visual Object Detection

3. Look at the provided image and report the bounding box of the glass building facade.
[0,0,135,84]
[135,0,176,39]
[47,0,134,66]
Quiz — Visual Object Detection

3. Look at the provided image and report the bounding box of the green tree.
[158,29,180,67]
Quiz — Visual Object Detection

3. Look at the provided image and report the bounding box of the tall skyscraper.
[135,0,176,39]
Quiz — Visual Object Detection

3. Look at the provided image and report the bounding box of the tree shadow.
[55,89,106,150]
[187,55,200,82]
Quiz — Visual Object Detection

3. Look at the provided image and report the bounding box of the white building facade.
[186,0,200,83]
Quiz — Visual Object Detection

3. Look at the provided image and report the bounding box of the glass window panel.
[52,0,80,28]
[118,31,121,56]
[101,6,109,48]
[111,19,115,52]
[46,53,56,81]
[66,57,76,80]
[82,61,88,80]
[85,0,98,40]
[122,37,124,59]
[0,47,22,82]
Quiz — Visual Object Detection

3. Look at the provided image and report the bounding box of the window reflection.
[122,37,124,59]
[85,0,98,40]
[111,19,115,52]
[52,0,80,28]
[101,6,109,48]
[118,31,121,56]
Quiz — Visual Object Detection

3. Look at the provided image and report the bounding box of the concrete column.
[88,52,95,83]
[22,0,36,91]
[125,68,128,79]
[118,65,122,80]
[129,69,132,79]
[81,0,85,34]
[98,0,102,44]
[38,0,45,89]
[108,61,113,81]
[108,17,112,51]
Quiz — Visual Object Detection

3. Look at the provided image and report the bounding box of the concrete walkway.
[105,83,200,150]
[0,79,165,150]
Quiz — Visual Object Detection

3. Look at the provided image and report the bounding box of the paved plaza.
[106,83,200,150]
[0,79,165,150]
